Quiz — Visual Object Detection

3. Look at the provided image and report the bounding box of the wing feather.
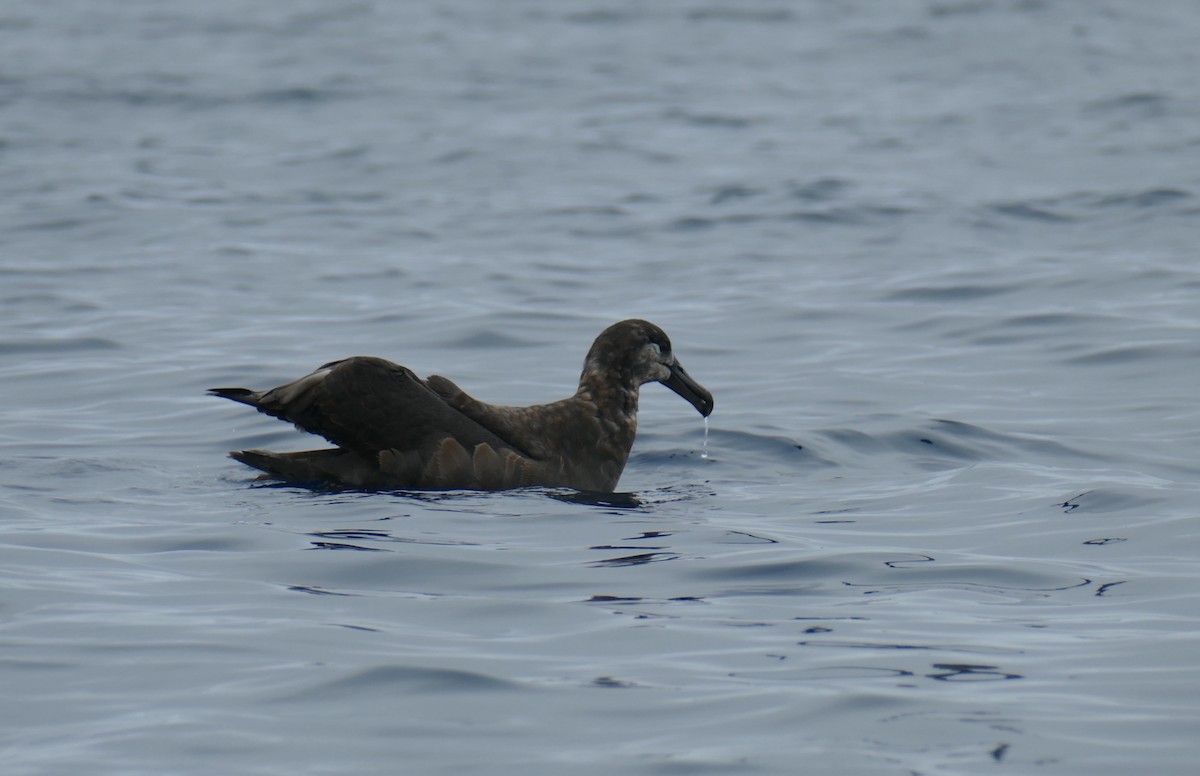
[254,357,516,461]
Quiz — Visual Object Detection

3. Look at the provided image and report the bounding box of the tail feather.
[208,387,261,408]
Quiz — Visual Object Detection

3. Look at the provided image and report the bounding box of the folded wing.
[210,357,543,488]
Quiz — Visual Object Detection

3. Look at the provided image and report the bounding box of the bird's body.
[210,319,713,492]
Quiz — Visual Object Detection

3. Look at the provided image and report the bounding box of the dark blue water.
[3,2,1200,774]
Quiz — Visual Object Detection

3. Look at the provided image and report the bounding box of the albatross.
[209,319,714,492]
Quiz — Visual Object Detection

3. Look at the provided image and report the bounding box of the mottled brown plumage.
[209,319,713,492]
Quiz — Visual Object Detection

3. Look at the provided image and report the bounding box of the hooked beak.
[661,359,714,417]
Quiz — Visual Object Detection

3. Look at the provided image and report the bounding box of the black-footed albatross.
[209,319,714,492]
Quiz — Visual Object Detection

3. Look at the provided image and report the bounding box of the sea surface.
[3,1,1199,774]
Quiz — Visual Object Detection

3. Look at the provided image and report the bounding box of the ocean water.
[3,1,1200,773]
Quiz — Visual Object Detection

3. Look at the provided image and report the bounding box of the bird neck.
[577,364,640,424]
